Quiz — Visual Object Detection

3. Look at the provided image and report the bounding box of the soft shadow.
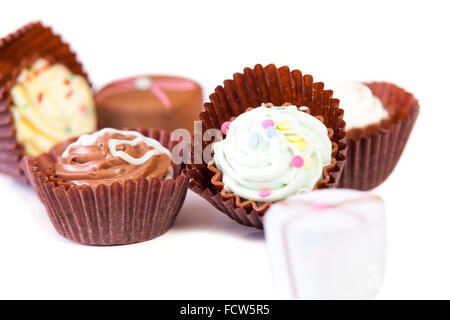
[173,190,265,241]
[9,177,77,246]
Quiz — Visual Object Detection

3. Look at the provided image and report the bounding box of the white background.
[0,0,449,299]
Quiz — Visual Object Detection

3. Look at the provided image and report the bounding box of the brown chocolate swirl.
[55,129,172,186]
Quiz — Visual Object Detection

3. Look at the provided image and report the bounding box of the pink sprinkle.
[311,203,331,210]
[221,121,231,135]
[37,92,43,103]
[291,155,304,168]
[261,119,274,129]
[258,189,271,198]
[66,90,74,99]
[64,79,71,85]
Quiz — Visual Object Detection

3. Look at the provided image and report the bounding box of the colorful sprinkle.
[41,64,50,72]
[265,126,278,138]
[258,189,271,198]
[294,139,307,151]
[66,90,74,99]
[37,92,43,103]
[65,125,72,133]
[80,104,87,114]
[287,134,301,143]
[34,70,40,77]
[276,120,291,131]
[304,156,312,168]
[261,119,274,129]
[25,74,31,82]
[291,155,304,168]
[70,74,76,81]
[23,103,29,109]
[64,79,71,85]
[221,121,231,135]
[249,133,262,147]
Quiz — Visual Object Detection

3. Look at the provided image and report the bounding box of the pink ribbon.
[96,76,197,111]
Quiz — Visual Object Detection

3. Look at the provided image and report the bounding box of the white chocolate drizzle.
[62,128,172,169]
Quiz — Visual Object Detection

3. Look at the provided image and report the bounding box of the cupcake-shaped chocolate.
[23,128,189,246]
[211,103,335,206]
[0,22,96,181]
[95,75,202,133]
[329,81,419,190]
[186,64,347,229]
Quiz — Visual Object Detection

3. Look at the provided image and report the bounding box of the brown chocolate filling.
[55,132,171,186]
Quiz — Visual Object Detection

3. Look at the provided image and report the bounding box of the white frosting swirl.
[62,128,172,173]
[213,105,332,202]
[328,81,388,130]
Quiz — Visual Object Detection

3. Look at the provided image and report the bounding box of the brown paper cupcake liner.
[185,64,347,229]
[23,129,189,246]
[0,21,90,181]
[337,82,419,190]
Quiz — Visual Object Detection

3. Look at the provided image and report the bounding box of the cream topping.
[328,81,388,130]
[10,59,96,156]
[213,104,332,202]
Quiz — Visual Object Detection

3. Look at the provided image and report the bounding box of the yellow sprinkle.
[287,134,301,143]
[276,120,291,131]
[304,156,312,168]
[294,139,307,151]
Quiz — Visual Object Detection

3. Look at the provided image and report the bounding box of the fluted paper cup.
[0,21,91,182]
[23,129,189,246]
[185,64,347,229]
[337,82,419,190]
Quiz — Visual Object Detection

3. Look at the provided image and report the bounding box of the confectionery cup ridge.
[331,81,419,190]
[209,103,336,206]
[0,22,420,254]
[23,128,189,246]
[0,22,92,182]
[186,63,348,229]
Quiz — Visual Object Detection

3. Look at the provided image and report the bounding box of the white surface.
[264,190,386,300]
[0,0,449,299]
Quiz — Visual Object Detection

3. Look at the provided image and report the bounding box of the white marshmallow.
[264,189,386,300]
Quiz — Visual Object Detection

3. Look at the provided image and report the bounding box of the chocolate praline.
[22,128,189,246]
[55,128,173,187]
[95,75,203,133]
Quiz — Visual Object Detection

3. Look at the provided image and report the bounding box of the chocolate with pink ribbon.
[95,75,202,133]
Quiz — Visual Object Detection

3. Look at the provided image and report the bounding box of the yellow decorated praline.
[10,59,96,157]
